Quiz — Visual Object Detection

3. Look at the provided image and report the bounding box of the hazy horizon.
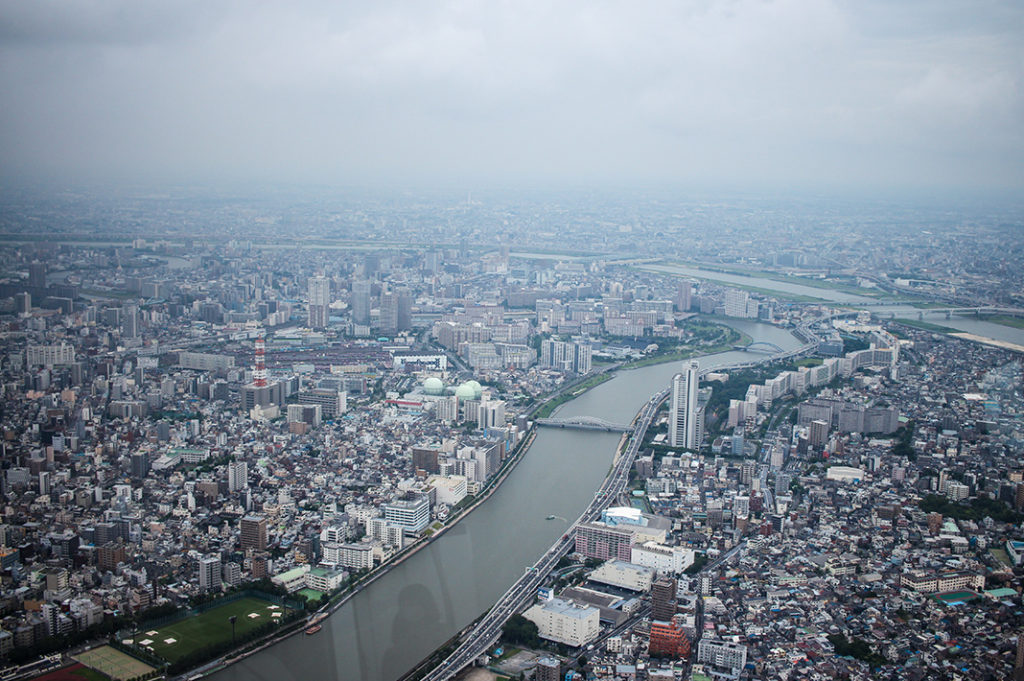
[1,0,1022,196]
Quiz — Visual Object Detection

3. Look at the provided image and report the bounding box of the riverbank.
[636,263,829,303]
[200,320,804,681]
[950,332,1024,354]
[892,319,1024,354]
[175,424,538,680]
[534,372,616,418]
[177,366,627,680]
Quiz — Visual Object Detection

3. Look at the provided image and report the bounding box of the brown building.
[649,616,691,659]
[240,515,267,552]
[534,656,561,681]
[97,542,126,572]
[651,577,678,622]
[412,447,441,475]
[251,555,268,580]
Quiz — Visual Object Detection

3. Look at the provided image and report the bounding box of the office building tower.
[14,292,31,314]
[540,339,591,374]
[380,291,398,333]
[724,289,750,318]
[198,554,222,592]
[240,515,267,551]
[396,287,412,331]
[131,452,150,479]
[308,275,330,329]
[424,250,442,274]
[809,419,829,448]
[121,304,139,339]
[351,280,371,325]
[228,461,248,492]
[675,281,692,312]
[378,287,411,334]
[697,639,748,673]
[28,262,47,289]
[363,253,380,277]
[26,343,74,368]
[477,399,506,431]
[297,389,346,419]
[382,494,430,535]
[649,616,692,659]
[651,576,678,621]
[740,460,756,487]
[669,360,701,449]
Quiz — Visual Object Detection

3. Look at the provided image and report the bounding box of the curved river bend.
[211,321,800,681]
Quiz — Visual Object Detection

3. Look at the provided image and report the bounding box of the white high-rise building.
[228,461,248,492]
[523,597,600,647]
[477,399,506,431]
[26,343,75,368]
[351,280,371,326]
[697,639,747,673]
[724,289,750,318]
[198,554,222,592]
[669,360,701,450]
[382,495,430,535]
[308,275,330,329]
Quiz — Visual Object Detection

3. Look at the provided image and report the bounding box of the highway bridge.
[535,416,632,432]
[920,306,1024,319]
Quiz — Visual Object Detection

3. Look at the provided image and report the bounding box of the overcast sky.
[1,0,1021,195]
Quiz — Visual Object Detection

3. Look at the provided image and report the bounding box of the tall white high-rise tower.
[669,360,701,450]
[308,275,330,329]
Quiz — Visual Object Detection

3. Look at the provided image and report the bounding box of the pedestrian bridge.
[536,416,632,432]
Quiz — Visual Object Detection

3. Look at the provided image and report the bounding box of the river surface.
[209,321,799,681]
[643,263,875,303]
[870,306,1024,346]
[645,264,1024,347]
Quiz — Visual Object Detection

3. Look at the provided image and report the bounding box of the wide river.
[646,263,1024,347]
[210,320,800,681]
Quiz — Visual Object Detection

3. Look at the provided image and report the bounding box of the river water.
[209,321,800,681]
[646,264,1024,347]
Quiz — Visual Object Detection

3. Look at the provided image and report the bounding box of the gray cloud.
[0,0,1021,194]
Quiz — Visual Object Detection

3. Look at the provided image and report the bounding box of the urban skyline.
[0,1,1022,680]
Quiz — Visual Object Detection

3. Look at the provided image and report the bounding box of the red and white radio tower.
[253,334,268,387]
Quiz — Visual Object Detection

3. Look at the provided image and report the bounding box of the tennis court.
[73,646,155,681]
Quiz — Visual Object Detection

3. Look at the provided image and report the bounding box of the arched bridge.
[733,341,784,354]
[536,416,632,432]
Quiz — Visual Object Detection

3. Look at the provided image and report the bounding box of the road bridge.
[733,341,784,353]
[536,416,632,432]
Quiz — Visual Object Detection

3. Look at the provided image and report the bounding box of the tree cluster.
[501,614,540,648]
[828,633,888,667]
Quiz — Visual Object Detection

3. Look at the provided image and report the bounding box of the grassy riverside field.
[137,596,291,663]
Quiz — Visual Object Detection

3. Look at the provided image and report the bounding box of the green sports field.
[135,596,291,663]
